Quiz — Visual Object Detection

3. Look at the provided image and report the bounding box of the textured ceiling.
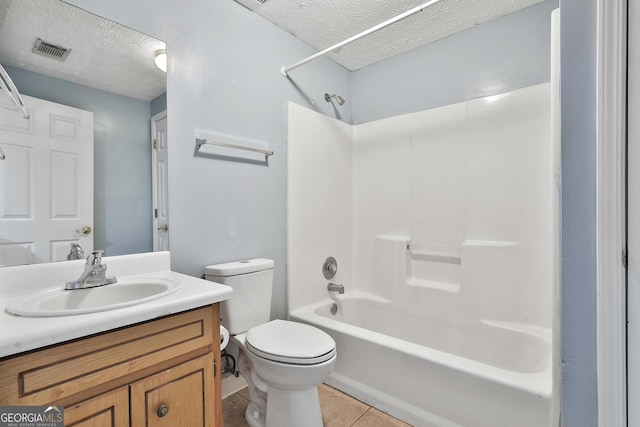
[0,0,166,101]
[236,0,544,71]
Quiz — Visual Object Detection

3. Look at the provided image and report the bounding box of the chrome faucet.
[65,250,117,290]
[327,282,344,294]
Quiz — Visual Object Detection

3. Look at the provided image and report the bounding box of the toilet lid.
[245,319,336,365]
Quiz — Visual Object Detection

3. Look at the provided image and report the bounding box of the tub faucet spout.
[327,282,344,294]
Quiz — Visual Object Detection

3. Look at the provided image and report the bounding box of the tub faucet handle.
[327,282,344,294]
[323,257,337,279]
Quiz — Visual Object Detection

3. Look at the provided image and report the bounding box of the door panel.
[152,112,168,252]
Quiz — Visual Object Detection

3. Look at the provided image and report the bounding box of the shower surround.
[287,83,558,426]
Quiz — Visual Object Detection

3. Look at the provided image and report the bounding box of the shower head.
[324,93,346,106]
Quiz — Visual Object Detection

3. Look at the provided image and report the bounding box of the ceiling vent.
[32,38,71,62]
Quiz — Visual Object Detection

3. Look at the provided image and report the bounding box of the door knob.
[76,226,92,235]
[157,224,169,232]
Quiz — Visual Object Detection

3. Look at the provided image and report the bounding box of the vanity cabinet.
[0,305,222,427]
[130,354,213,427]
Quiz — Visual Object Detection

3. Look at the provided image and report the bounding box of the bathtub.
[290,294,553,427]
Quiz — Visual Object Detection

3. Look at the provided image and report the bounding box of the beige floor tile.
[352,407,413,427]
[238,386,251,402]
[224,384,408,427]
[319,384,369,427]
[222,393,250,427]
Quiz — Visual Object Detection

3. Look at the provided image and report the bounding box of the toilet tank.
[204,258,274,335]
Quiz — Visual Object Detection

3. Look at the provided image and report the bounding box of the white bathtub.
[290,294,553,427]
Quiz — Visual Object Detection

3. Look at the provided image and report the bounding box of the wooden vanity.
[0,304,222,427]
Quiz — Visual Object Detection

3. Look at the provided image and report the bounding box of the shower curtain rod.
[0,64,29,120]
[280,0,444,77]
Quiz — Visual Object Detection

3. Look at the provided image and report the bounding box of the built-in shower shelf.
[407,244,462,292]
[462,240,517,248]
[406,277,461,293]
[408,244,462,263]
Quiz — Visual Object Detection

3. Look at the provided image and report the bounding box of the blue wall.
[63,1,603,423]
[66,0,352,320]
[6,66,154,257]
[151,92,167,117]
[560,0,598,425]
[351,0,558,123]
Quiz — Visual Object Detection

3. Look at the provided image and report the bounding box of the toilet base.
[245,402,266,427]
[264,386,323,427]
[233,333,332,427]
[243,387,323,427]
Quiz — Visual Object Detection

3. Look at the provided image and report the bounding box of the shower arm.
[280,0,444,77]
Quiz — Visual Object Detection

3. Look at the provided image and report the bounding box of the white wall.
[352,114,412,297]
[287,103,353,310]
[289,83,554,330]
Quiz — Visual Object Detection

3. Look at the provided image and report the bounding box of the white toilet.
[204,258,336,427]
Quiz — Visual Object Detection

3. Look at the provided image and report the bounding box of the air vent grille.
[32,38,71,62]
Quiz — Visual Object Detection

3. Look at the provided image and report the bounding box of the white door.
[151,111,168,251]
[0,94,94,266]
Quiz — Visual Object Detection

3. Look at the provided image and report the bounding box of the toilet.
[204,258,336,427]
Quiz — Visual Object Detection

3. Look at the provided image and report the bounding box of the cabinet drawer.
[0,306,214,405]
[130,353,215,427]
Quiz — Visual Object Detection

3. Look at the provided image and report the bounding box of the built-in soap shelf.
[407,242,462,293]
[408,244,462,262]
[462,240,517,248]
[404,240,517,293]
[373,235,519,295]
[406,276,461,292]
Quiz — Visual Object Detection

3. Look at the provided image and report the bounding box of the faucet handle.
[87,250,104,265]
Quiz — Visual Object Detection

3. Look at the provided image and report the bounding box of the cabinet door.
[130,353,215,427]
[64,386,129,427]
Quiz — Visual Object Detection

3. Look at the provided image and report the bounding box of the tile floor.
[222,383,412,427]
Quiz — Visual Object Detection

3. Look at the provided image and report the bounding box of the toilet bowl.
[204,259,336,427]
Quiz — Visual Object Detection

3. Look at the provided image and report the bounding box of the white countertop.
[0,251,232,358]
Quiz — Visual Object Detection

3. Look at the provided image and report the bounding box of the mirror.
[0,0,167,266]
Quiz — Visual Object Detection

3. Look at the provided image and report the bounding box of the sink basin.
[6,277,180,317]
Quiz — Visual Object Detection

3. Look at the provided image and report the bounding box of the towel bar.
[195,138,273,160]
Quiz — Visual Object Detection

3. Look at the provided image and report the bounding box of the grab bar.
[195,138,273,160]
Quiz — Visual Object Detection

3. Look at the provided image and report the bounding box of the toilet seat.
[246,319,336,365]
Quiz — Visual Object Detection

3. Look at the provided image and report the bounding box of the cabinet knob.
[157,404,169,418]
